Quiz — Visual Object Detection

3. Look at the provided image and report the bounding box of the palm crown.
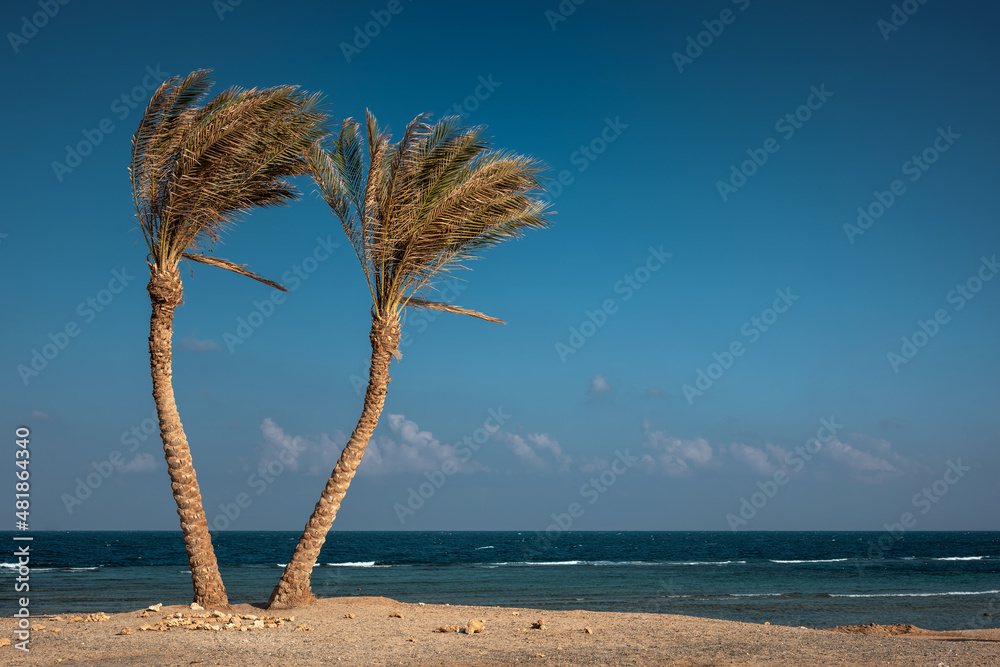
[131,69,327,287]
[308,111,551,323]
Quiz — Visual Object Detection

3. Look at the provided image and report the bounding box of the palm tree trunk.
[268,313,401,609]
[148,266,229,608]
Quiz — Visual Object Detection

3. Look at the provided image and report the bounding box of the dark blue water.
[4,531,998,630]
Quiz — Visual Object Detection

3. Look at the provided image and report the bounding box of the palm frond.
[404,297,504,323]
[131,70,213,258]
[307,112,551,323]
[182,253,288,291]
[131,69,329,283]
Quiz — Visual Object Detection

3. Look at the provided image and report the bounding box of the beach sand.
[4,596,998,666]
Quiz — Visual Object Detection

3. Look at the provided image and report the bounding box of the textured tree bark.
[268,313,401,609]
[148,266,229,608]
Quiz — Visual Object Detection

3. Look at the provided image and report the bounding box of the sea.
[4,531,998,631]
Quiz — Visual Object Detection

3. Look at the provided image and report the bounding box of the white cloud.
[505,433,548,470]
[765,443,789,465]
[502,432,573,472]
[642,421,714,476]
[662,454,692,476]
[360,414,485,475]
[480,415,923,485]
[824,438,900,477]
[178,337,221,352]
[527,433,572,472]
[587,374,612,401]
[259,415,494,479]
[720,432,916,482]
[260,418,308,472]
[117,453,159,473]
[730,443,775,476]
[29,409,54,421]
[712,431,918,483]
[848,434,921,473]
[258,418,345,476]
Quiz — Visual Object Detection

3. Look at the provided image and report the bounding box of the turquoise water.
[4,531,998,630]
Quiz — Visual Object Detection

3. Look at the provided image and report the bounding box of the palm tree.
[268,112,551,608]
[131,69,326,607]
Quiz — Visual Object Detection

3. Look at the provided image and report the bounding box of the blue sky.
[3,0,998,533]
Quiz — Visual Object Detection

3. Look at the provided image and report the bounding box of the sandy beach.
[4,596,998,666]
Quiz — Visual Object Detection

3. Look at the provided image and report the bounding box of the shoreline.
[5,596,999,666]
[14,531,998,632]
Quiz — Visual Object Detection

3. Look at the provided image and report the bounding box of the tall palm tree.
[268,112,551,608]
[131,69,326,607]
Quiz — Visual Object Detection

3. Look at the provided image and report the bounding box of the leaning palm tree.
[131,69,326,607]
[268,112,551,608]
